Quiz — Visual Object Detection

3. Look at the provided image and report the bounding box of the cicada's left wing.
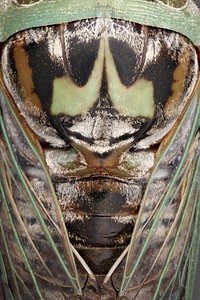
[117,87,200,299]
[0,82,85,299]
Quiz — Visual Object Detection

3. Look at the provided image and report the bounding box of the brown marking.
[13,39,42,109]
[164,37,190,117]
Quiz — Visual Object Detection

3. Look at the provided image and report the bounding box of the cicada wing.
[185,166,200,300]
[0,85,83,299]
[0,248,15,300]
[119,91,200,299]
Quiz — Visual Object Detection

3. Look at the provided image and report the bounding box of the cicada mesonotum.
[0,1,199,299]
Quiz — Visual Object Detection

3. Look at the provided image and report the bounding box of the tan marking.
[164,38,190,116]
[13,41,42,109]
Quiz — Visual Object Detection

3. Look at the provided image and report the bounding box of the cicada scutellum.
[0,1,199,299]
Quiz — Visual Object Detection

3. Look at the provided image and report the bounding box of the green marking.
[105,36,154,118]
[51,35,154,118]
[51,38,104,116]
[109,76,154,118]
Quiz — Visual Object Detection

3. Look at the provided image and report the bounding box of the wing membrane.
[119,90,200,299]
[0,84,83,298]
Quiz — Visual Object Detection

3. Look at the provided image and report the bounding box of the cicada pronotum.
[0,1,199,299]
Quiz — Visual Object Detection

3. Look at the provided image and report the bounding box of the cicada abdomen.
[0,2,200,300]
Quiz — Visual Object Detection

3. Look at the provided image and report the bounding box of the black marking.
[108,37,139,86]
[26,38,64,112]
[66,34,100,86]
[93,150,113,159]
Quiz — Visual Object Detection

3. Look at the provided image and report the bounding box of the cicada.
[0,1,199,299]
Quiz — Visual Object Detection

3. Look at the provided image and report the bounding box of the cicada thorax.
[0,18,199,299]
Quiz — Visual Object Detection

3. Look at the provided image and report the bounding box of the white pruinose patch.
[70,112,137,140]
